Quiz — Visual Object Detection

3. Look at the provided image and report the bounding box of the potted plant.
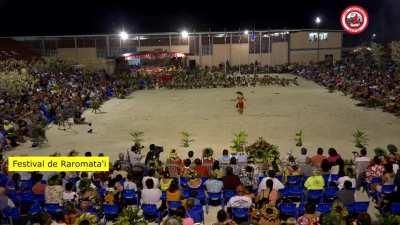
[181,131,194,148]
[115,207,147,225]
[129,131,144,146]
[231,130,248,153]
[90,98,102,114]
[352,129,368,149]
[295,130,303,147]
[246,137,280,172]
[74,213,98,225]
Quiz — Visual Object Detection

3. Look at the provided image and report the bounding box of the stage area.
[11,74,400,160]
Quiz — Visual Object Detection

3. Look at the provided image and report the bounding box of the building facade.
[3,29,342,69]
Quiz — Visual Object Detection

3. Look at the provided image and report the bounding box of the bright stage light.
[315,17,322,25]
[244,30,249,35]
[119,31,129,41]
[181,30,189,38]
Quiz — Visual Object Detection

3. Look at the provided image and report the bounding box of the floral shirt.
[366,164,384,183]
[45,185,64,204]
[297,214,320,225]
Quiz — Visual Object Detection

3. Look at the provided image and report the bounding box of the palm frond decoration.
[352,129,368,148]
[246,137,280,170]
[90,99,102,114]
[231,130,248,152]
[295,129,303,147]
[129,131,144,145]
[74,213,98,225]
[115,207,147,225]
[181,131,194,148]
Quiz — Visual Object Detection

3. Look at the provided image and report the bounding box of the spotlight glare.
[181,30,189,38]
[119,31,129,41]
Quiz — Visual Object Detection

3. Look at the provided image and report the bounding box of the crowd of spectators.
[293,51,400,116]
[0,143,398,225]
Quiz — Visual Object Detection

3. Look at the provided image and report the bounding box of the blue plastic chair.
[280,203,297,217]
[180,176,189,188]
[390,202,400,214]
[142,204,159,217]
[29,203,43,216]
[122,189,138,205]
[346,204,354,215]
[103,204,119,220]
[287,187,304,200]
[3,207,20,224]
[371,177,382,185]
[307,190,323,203]
[33,194,45,205]
[182,188,191,198]
[19,192,35,205]
[381,185,395,194]
[20,180,33,192]
[353,201,369,214]
[317,203,332,214]
[231,208,250,221]
[207,192,223,207]
[194,188,206,204]
[187,205,204,223]
[44,204,63,215]
[168,201,183,210]
[324,187,338,201]
[223,189,236,203]
[297,203,305,216]
[0,173,8,186]
[287,176,301,186]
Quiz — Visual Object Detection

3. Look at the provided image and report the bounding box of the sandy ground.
[9,73,400,161]
[10,73,393,223]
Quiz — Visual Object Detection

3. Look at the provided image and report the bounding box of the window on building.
[308,32,328,41]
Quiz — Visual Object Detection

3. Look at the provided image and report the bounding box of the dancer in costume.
[236,91,246,114]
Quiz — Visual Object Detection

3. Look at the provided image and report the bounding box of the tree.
[370,42,385,67]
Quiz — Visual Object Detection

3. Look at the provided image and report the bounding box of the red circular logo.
[341,5,369,35]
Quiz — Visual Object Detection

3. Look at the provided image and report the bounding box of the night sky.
[0,0,399,44]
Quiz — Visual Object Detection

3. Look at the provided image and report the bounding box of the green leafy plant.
[246,137,280,171]
[202,148,214,159]
[129,131,144,146]
[90,99,102,114]
[374,147,387,157]
[295,130,303,147]
[378,214,400,225]
[74,213,98,225]
[352,129,368,148]
[231,130,248,152]
[181,131,194,148]
[115,207,147,225]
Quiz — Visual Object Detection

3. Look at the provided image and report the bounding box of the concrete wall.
[290,31,342,50]
[290,49,342,64]
[56,48,113,71]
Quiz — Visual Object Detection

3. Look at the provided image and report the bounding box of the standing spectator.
[337,167,356,189]
[193,158,209,177]
[211,160,223,179]
[354,148,370,188]
[297,147,308,165]
[126,145,143,167]
[229,157,240,176]
[310,148,326,168]
[45,175,64,205]
[223,167,241,190]
[337,180,355,205]
[297,203,320,225]
[258,170,285,192]
[301,157,314,177]
[219,149,231,165]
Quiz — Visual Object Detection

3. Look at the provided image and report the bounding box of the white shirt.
[142,176,159,189]
[227,195,252,208]
[123,181,137,191]
[258,177,284,193]
[337,176,356,189]
[62,191,77,202]
[141,188,162,208]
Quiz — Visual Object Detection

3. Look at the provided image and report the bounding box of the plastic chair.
[223,189,236,203]
[122,189,138,205]
[182,188,190,198]
[103,204,119,221]
[307,190,323,203]
[317,203,332,214]
[390,202,400,214]
[29,203,43,216]
[345,204,354,215]
[381,185,395,194]
[161,191,167,201]
[20,180,33,192]
[279,203,297,217]
[353,201,369,214]
[141,204,161,223]
[180,176,189,188]
[207,192,223,207]
[19,192,35,205]
[187,205,204,223]
[33,194,45,205]
[231,207,250,221]
[3,207,20,225]
[297,203,305,216]
[44,204,63,215]
[324,186,338,201]
[287,176,301,186]
[287,187,304,200]
[168,201,183,210]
